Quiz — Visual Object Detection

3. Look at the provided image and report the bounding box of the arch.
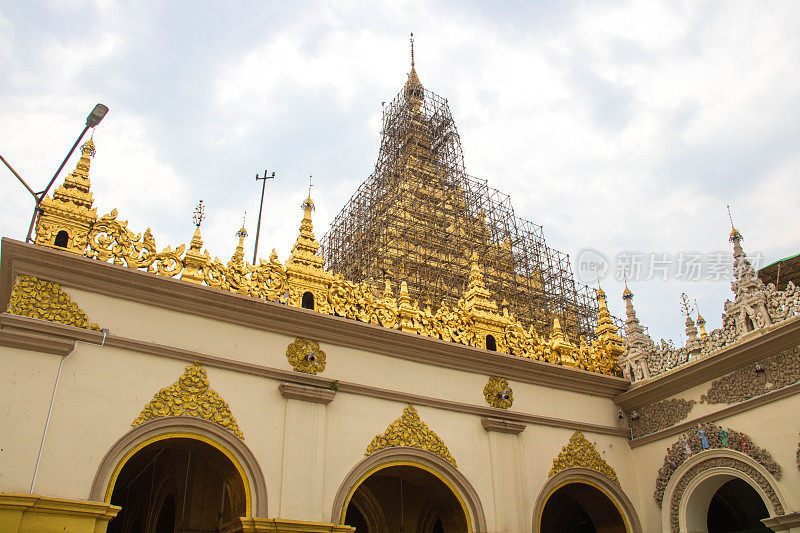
[302,291,315,310]
[90,416,268,518]
[331,447,487,533]
[54,230,69,248]
[661,449,788,533]
[533,468,642,533]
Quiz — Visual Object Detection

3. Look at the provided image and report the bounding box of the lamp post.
[22,103,109,243]
[253,170,276,264]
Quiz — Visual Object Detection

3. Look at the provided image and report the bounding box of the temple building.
[1,43,800,533]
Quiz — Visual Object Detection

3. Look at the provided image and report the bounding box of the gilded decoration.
[628,398,696,439]
[654,422,781,508]
[483,376,513,409]
[365,404,456,466]
[286,337,326,375]
[6,275,101,331]
[32,138,624,377]
[549,431,619,486]
[132,361,244,439]
[668,456,784,533]
[700,346,800,404]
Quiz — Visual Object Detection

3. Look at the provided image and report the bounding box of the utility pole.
[253,170,276,264]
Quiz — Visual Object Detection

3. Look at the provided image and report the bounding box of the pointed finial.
[308,174,313,198]
[236,212,248,238]
[727,205,742,241]
[410,32,415,68]
[192,200,205,229]
[302,177,316,212]
[694,298,706,324]
[680,293,693,318]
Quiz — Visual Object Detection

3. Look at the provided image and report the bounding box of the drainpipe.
[30,329,108,494]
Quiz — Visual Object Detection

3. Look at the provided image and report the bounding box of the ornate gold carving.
[6,275,101,331]
[549,431,619,485]
[286,337,326,375]
[668,456,784,532]
[35,140,98,254]
[654,422,781,508]
[629,398,696,439]
[365,404,456,466]
[132,361,244,439]
[35,180,624,376]
[483,376,513,409]
[701,346,800,404]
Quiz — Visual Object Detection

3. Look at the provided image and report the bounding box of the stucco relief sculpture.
[365,404,456,467]
[548,431,620,486]
[669,456,784,533]
[6,274,101,331]
[32,143,625,377]
[628,398,696,438]
[132,361,244,439]
[701,346,800,404]
[622,228,800,382]
[483,376,513,409]
[654,422,781,507]
[286,337,327,375]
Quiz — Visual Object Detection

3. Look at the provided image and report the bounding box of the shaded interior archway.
[707,477,771,533]
[106,437,246,533]
[539,482,626,533]
[343,464,468,533]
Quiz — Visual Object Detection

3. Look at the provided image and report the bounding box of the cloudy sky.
[1,1,798,343]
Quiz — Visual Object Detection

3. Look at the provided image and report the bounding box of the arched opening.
[106,437,247,533]
[485,335,497,351]
[54,230,69,248]
[744,313,755,332]
[302,291,315,310]
[343,465,468,533]
[540,482,626,533]
[707,478,770,533]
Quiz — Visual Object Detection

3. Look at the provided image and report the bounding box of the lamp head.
[86,104,109,127]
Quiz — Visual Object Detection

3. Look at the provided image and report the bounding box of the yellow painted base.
[0,493,120,533]
[223,517,355,533]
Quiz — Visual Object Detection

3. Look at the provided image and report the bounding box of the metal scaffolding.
[321,74,599,340]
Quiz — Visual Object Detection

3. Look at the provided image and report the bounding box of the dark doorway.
[302,291,315,310]
[707,478,771,533]
[540,482,626,533]
[54,230,69,248]
[344,465,468,532]
[485,335,497,351]
[107,437,246,533]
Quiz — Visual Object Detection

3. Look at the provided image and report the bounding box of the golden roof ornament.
[404,33,423,110]
[182,200,209,284]
[231,212,248,264]
[34,138,98,253]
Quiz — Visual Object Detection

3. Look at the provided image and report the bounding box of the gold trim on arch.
[339,460,473,533]
[536,478,631,533]
[103,431,253,517]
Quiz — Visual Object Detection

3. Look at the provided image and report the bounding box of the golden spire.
[287,190,324,270]
[34,138,98,253]
[727,205,742,242]
[231,212,248,264]
[404,33,423,109]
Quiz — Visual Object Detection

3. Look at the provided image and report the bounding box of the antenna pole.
[253,170,275,264]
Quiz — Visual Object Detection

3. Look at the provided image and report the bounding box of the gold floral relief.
[549,430,619,486]
[6,275,101,331]
[132,361,244,439]
[483,376,513,409]
[366,404,456,467]
[286,337,327,375]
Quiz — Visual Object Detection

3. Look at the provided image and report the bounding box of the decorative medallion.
[365,404,456,467]
[286,337,326,374]
[653,422,781,507]
[132,361,244,439]
[483,376,513,409]
[6,275,101,331]
[549,431,619,485]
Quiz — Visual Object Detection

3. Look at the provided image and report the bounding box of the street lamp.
[15,104,109,242]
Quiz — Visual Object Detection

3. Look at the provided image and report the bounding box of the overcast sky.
[1,1,799,343]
